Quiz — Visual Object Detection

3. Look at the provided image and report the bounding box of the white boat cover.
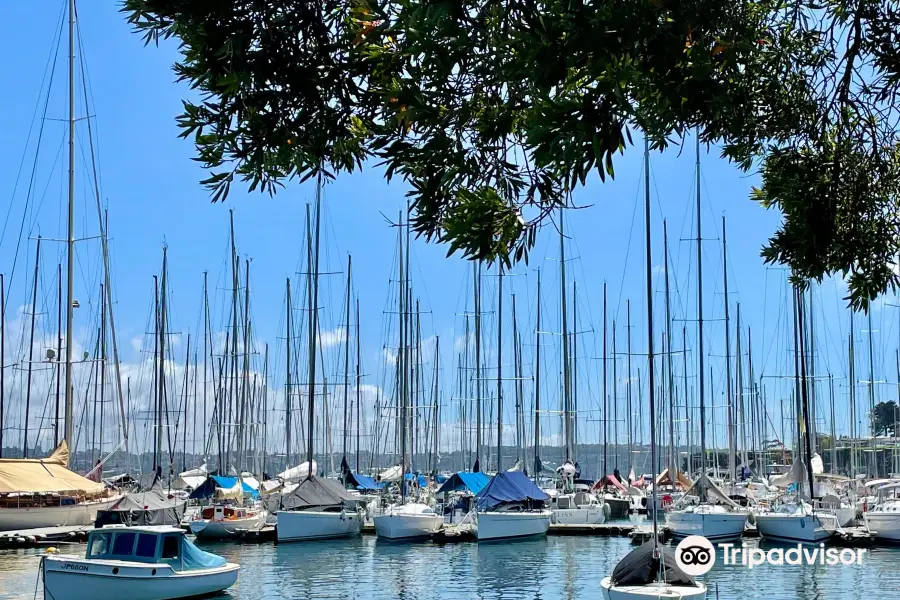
[379,465,402,482]
[278,461,317,482]
[770,460,803,488]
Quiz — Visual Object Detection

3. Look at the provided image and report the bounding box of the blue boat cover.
[475,471,549,509]
[188,476,258,500]
[436,472,490,495]
[435,474,449,484]
[178,536,227,571]
[403,473,428,487]
[346,472,387,491]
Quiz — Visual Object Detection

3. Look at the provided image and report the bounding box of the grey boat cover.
[280,474,358,511]
[95,483,186,528]
[610,540,696,586]
[678,473,739,508]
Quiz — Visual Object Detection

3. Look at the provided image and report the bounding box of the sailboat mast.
[55,266,62,446]
[643,136,660,547]
[533,270,542,480]
[695,135,708,475]
[306,179,322,475]
[722,217,735,479]
[797,290,816,496]
[24,237,41,457]
[736,303,747,471]
[573,281,579,459]
[602,281,608,475]
[560,213,572,462]
[182,334,191,471]
[496,267,503,471]
[849,314,857,475]
[433,336,440,473]
[285,279,293,469]
[158,250,169,471]
[0,273,4,457]
[867,310,876,476]
[63,0,77,464]
[626,300,633,472]
[356,297,362,472]
[342,255,352,467]
[613,322,618,470]
[513,293,521,465]
[398,212,407,497]
[663,223,675,477]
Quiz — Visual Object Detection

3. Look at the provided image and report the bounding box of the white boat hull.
[475,510,551,541]
[755,513,836,544]
[276,510,362,542]
[601,577,707,600]
[666,509,747,542]
[42,556,239,600]
[0,497,120,532]
[551,506,606,525]
[373,512,443,540]
[189,512,265,539]
[864,512,900,542]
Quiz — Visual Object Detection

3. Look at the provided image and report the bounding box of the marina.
[2,1,900,599]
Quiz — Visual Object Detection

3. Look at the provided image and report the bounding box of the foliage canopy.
[122,0,900,309]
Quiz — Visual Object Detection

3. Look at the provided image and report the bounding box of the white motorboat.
[755,501,838,544]
[276,474,363,542]
[373,502,443,540]
[863,481,900,542]
[42,525,239,600]
[550,490,609,525]
[189,504,267,539]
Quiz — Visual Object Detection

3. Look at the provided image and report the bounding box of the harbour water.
[1,531,897,600]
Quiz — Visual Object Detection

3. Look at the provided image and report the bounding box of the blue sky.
[1,1,896,467]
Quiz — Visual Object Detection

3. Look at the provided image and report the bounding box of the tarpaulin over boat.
[475,471,549,510]
[0,441,104,495]
[177,536,227,571]
[278,461,317,483]
[379,465,402,482]
[594,474,627,493]
[436,472,491,495]
[678,473,739,508]
[188,476,258,500]
[95,483,186,528]
[279,475,358,511]
[655,468,692,490]
[609,540,696,586]
[404,473,428,487]
[345,472,387,491]
[770,460,803,489]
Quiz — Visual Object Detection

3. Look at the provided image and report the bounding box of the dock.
[548,523,636,536]
[0,525,92,549]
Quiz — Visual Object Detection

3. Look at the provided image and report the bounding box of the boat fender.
[747,511,756,526]
[46,547,58,554]
[602,504,611,519]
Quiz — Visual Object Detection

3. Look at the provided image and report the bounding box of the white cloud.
[317,327,347,349]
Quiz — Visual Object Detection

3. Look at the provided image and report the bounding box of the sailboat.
[474,470,551,541]
[863,481,900,542]
[602,137,707,599]
[0,0,125,531]
[664,139,747,543]
[755,287,838,544]
[373,212,443,541]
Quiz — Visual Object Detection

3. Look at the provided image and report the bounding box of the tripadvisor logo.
[675,535,868,575]
[675,536,716,576]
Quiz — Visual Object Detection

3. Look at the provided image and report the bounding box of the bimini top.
[475,471,549,510]
[436,472,491,495]
[280,474,358,511]
[188,476,258,500]
[87,526,227,571]
[609,540,695,586]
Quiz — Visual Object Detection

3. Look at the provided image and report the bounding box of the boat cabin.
[201,505,249,521]
[86,526,226,572]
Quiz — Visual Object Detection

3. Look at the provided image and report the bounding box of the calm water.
[1,529,898,599]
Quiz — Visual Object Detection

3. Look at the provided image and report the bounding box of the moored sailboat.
[474,471,551,541]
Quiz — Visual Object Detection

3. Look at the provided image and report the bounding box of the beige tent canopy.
[655,468,692,490]
[0,441,104,496]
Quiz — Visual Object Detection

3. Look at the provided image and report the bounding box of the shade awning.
[0,441,104,495]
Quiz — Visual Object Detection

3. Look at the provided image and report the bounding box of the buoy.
[46,547,59,554]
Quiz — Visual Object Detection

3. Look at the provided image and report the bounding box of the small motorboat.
[42,525,239,600]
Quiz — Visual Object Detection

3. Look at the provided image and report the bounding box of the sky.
[1,1,897,470]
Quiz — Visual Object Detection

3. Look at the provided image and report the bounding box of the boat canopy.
[655,468,692,490]
[436,472,491,495]
[679,473,739,508]
[609,540,695,586]
[594,474,627,493]
[0,441,104,496]
[280,474,358,511]
[188,476,258,500]
[475,471,549,509]
[95,482,187,528]
[345,472,387,491]
[404,473,428,487]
